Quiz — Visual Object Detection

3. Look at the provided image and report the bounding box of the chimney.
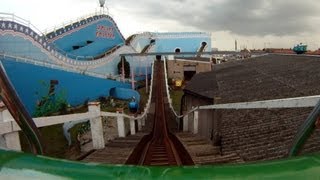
[235,40,238,51]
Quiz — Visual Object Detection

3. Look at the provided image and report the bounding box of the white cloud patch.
[1,0,320,50]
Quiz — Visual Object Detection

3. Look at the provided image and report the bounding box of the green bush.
[33,81,69,117]
[117,56,130,78]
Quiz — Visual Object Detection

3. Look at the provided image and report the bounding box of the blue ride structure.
[0,13,137,115]
[0,12,212,115]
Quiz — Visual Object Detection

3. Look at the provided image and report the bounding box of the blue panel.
[53,19,124,58]
[0,58,131,115]
[155,37,211,52]
[0,35,51,62]
[109,87,140,104]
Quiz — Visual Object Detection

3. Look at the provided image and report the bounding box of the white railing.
[43,11,103,35]
[174,94,320,133]
[199,95,320,110]
[163,56,320,133]
[131,32,153,51]
[174,58,212,64]
[42,11,124,42]
[1,12,129,68]
[151,32,211,39]
[163,56,178,117]
[0,30,133,70]
[0,53,116,80]
[0,44,137,80]
[0,12,44,36]
[0,60,155,151]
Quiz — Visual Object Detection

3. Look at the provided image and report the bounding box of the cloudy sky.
[1,0,320,50]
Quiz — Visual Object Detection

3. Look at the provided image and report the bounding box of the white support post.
[142,115,146,126]
[193,110,199,134]
[88,102,105,149]
[0,109,21,151]
[130,118,136,135]
[137,118,142,131]
[183,114,189,132]
[4,132,21,151]
[116,111,125,137]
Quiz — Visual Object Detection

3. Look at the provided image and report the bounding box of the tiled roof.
[185,54,320,103]
[184,54,320,162]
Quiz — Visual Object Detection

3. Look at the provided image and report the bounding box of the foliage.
[117,56,131,78]
[33,80,69,117]
[170,89,184,113]
[77,122,91,136]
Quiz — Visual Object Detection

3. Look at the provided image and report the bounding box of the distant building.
[212,48,219,52]
[235,40,237,51]
[182,54,320,162]
[166,57,212,82]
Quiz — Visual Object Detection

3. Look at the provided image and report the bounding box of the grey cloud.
[106,0,320,36]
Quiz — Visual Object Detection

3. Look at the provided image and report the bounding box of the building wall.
[131,32,212,53]
[0,58,131,115]
[52,20,124,57]
[152,32,211,53]
[167,60,212,80]
[130,32,153,52]
[183,94,214,139]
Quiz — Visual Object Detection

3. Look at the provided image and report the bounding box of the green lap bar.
[0,149,320,179]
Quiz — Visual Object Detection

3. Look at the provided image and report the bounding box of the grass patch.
[20,87,149,159]
[170,89,184,114]
[138,87,149,111]
[20,124,67,158]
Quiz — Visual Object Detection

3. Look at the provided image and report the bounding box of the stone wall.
[167,60,211,80]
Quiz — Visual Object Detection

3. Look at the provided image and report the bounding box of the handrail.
[43,11,102,35]
[0,53,118,80]
[289,99,320,156]
[0,12,128,62]
[165,67,320,156]
[1,149,320,178]
[0,62,44,154]
[0,60,153,146]
[43,12,125,42]
[0,32,134,70]
[165,91,320,119]
[163,56,181,119]
[0,12,44,36]
[131,32,153,50]
[164,58,320,155]
[199,95,320,110]
[102,59,155,121]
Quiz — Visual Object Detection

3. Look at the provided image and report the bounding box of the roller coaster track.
[126,59,194,166]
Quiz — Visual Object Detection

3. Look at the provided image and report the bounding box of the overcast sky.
[1,0,320,50]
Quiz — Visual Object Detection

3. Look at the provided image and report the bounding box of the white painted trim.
[151,32,211,39]
[0,31,136,70]
[199,95,320,110]
[174,58,211,64]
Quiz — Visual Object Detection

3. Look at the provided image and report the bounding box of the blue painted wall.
[110,88,140,104]
[53,20,124,58]
[0,35,51,63]
[131,33,152,52]
[0,58,131,115]
[0,33,146,77]
[154,36,211,53]
[131,32,211,53]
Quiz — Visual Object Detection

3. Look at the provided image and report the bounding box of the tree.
[117,56,130,78]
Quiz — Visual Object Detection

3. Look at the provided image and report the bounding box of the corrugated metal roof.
[184,54,320,103]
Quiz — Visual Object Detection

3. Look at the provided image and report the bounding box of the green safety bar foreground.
[289,100,320,156]
[0,149,320,179]
[0,63,44,155]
